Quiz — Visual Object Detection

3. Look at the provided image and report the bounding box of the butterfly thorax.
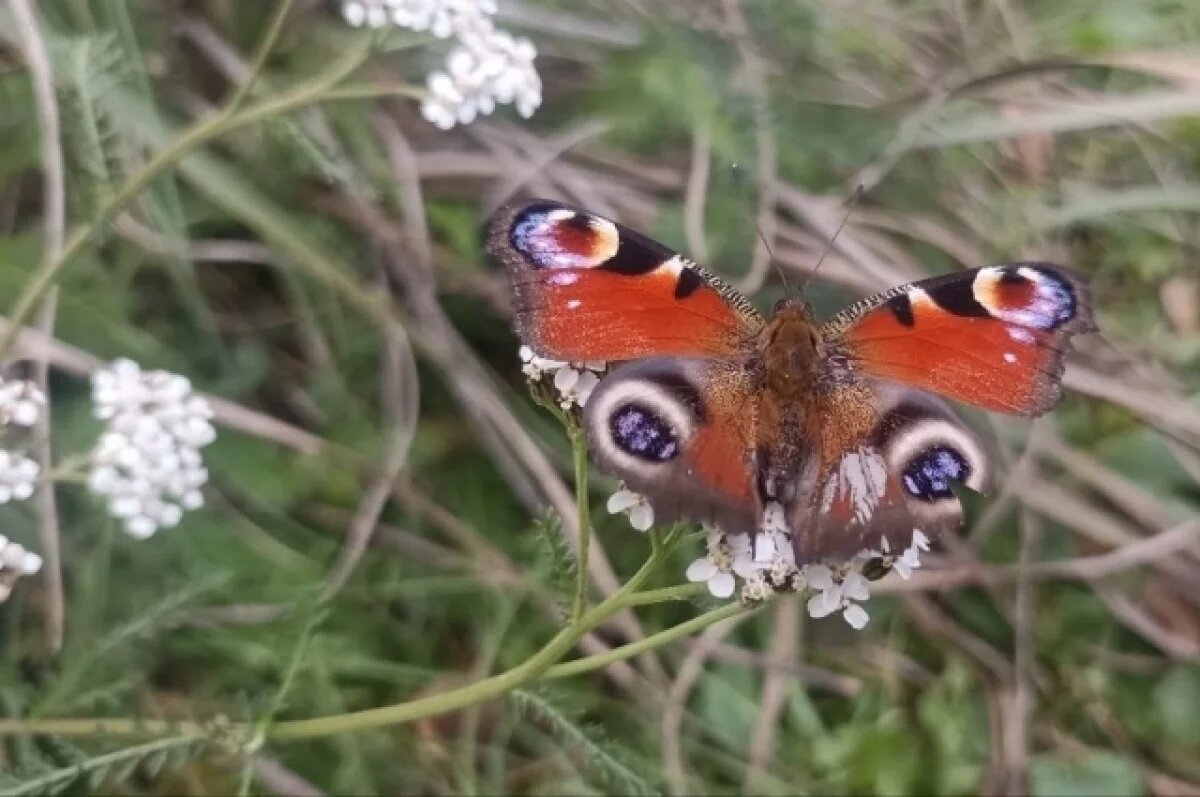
[759,298,823,400]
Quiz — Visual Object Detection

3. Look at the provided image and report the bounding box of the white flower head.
[674,510,935,630]
[518,347,606,410]
[0,379,46,427]
[0,451,39,503]
[607,486,654,531]
[0,535,42,603]
[88,359,216,539]
[685,525,736,598]
[338,1,542,128]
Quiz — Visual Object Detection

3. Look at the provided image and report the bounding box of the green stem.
[570,425,590,621]
[266,546,669,740]
[542,601,750,680]
[0,581,756,741]
[621,582,707,607]
[0,33,391,361]
[226,0,297,112]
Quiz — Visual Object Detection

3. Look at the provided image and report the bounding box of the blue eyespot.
[902,446,969,501]
[610,403,679,462]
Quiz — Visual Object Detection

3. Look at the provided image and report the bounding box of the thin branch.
[744,596,799,793]
[10,0,66,655]
[225,0,297,111]
[683,122,712,263]
[723,0,779,295]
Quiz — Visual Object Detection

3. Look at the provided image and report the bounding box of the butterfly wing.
[487,200,763,362]
[792,382,991,561]
[583,357,758,533]
[822,264,1095,415]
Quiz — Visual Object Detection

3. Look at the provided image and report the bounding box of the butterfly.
[486,199,1096,564]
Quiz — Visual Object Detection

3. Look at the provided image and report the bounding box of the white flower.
[0,451,39,503]
[0,379,46,427]
[685,525,737,598]
[805,563,872,628]
[339,1,542,128]
[554,368,600,410]
[680,506,906,630]
[891,528,930,580]
[686,557,735,598]
[518,347,606,410]
[88,359,215,539]
[607,486,654,531]
[0,535,42,603]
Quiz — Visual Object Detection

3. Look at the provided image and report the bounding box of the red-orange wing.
[822,264,1095,416]
[487,200,763,362]
[583,357,758,533]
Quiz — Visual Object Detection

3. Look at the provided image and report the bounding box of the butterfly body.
[488,199,1096,562]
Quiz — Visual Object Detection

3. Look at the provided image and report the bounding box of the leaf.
[1029,752,1145,797]
[510,687,658,797]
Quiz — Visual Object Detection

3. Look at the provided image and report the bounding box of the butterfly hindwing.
[793,383,991,561]
[583,357,758,533]
[487,200,763,362]
[823,264,1095,415]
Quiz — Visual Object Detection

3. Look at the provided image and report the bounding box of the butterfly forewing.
[487,200,763,363]
[824,264,1095,415]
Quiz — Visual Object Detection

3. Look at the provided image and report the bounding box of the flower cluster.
[0,378,45,505]
[519,346,605,411]
[684,516,932,630]
[88,360,216,539]
[0,535,43,603]
[340,0,542,129]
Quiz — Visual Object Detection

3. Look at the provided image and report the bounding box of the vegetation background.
[1,0,1200,794]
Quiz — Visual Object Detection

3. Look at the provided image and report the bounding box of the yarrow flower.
[340,0,542,128]
[88,359,216,539]
[0,535,42,603]
[519,346,605,410]
[607,486,654,531]
[684,505,934,630]
[0,379,45,427]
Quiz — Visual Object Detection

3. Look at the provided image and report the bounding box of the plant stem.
[542,601,750,680]
[570,425,590,621]
[268,547,669,740]
[226,0,297,112]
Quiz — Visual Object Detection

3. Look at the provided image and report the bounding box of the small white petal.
[843,603,870,629]
[841,571,871,602]
[686,558,717,583]
[912,528,931,550]
[20,551,42,574]
[805,564,834,590]
[807,592,837,618]
[731,554,758,579]
[553,367,579,392]
[753,532,776,563]
[606,489,639,514]
[707,571,736,599]
[573,371,600,407]
[629,502,654,531]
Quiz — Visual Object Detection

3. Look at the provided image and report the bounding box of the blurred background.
[1,0,1200,794]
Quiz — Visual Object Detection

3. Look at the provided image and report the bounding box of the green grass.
[1,0,1199,794]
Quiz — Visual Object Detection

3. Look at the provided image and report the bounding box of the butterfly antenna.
[732,162,790,296]
[800,183,865,293]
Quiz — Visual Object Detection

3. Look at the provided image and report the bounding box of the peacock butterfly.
[486,199,1096,563]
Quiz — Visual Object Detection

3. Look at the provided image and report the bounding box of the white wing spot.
[826,449,889,525]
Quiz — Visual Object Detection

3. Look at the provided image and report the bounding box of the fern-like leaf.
[509,686,658,797]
